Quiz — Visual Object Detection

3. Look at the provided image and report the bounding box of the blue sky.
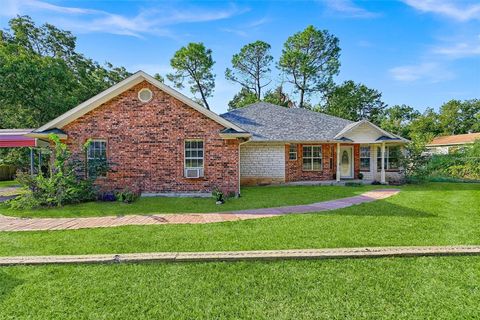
[1,0,479,114]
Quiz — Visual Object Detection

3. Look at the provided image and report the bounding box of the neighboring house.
[426,133,480,155]
[27,71,408,196]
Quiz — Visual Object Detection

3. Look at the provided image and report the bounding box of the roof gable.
[35,71,245,133]
[334,120,408,143]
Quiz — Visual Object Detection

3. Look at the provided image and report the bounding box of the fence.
[0,165,16,181]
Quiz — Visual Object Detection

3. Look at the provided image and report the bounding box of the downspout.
[238,138,250,197]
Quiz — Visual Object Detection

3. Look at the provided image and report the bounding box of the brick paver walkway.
[0,189,399,232]
[0,245,478,266]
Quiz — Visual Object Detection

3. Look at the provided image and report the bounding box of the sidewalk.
[0,189,400,232]
[1,245,479,266]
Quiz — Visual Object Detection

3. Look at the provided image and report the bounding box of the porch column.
[336,143,341,182]
[30,148,34,176]
[381,142,386,184]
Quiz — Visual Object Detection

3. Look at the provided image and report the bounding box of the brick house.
[28,71,408,196]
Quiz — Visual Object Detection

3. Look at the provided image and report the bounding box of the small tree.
[167,42,215,110]
[225,40,273,99]
[278,25,340,108]
[400,133,432,183]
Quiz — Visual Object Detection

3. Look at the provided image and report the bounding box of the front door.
[340,146,353,179]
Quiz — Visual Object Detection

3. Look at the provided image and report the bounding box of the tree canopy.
[167,42,215,110]
[278,25,340,108]
[0,15,130,129]
[318,80,386,124]
[225,41,273,99]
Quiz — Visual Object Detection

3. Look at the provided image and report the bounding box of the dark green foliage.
[167,42,215,110]
[426,140,480,181]
[7,135,96,209]
[0,16,129,167]
[227,88,258,110]
[400,133,432,183]
[279,25,341,108]
[263,85,295,108]
[225,40,273,99]
[379,104,421,138]
[319,80,386,123]
[115,188,139,204]
[438,99,480,135]
[212,186,224,203]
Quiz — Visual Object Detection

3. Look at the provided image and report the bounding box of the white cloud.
[433,38,480,58]
[402,0,480,21]
[1,0,247,37]
[389,62,454,82]
[323,0,380,18]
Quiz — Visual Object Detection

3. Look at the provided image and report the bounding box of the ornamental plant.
[8,134,96,209]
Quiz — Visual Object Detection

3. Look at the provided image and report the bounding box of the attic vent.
[138,88,153,103]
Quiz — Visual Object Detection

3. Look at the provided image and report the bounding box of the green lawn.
[0,182,478,256]
[1,256,480,319]
[0,180,18,188]
[0,184,381,218]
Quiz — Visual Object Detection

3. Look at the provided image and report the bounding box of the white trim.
[138,88,153,103]
[301,145,323,171]
[334,119,409,143]
[36,71,246,133]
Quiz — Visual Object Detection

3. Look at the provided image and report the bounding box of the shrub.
[115,188,138,204]
[212,186,224,203]
[8,134,96,209]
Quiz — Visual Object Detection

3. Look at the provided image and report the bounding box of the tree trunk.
[299,89,305,108]
[197,82,210,110]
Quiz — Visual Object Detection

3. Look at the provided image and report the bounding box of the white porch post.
[336,143,341,182]
[381,142,386,184]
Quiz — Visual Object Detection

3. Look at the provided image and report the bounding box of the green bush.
[8,135,96,209]
[115,188,138,204]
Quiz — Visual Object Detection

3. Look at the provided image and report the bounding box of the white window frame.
[184,139,204,178]
[289,144,297,160]
[87,139,107,178]
[360,145,371,171]
[377,146,400,171]
[302,145,322,171]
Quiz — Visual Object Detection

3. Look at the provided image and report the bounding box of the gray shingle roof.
[220,102,354,142]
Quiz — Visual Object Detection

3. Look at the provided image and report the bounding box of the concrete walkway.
[0,189,399,232]
[0,245,479,266]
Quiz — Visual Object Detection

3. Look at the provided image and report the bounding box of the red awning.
[0,129,36,148]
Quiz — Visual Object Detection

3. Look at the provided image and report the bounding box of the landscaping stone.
[1,245,479,266]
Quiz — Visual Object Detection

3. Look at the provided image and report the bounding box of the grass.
[0,184,380,218]
[0,180,17,188]
[0,182,478,256]
[1,256,480,319]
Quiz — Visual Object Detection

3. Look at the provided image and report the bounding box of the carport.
[0,129,41,175]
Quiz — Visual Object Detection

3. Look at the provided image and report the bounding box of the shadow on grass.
[0,270,23,304]
[314,200,438,218]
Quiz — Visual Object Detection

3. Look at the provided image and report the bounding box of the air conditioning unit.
[185,168,203,178]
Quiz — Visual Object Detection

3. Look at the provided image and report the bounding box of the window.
[289,144,297,160]
[360,145,371,171]
[302,145,322,171]
[184,140,204,177]
[138,88,153,103]
[377,146,401,170]
[87,140,107,178]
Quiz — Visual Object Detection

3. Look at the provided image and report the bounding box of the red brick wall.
[285,143,360,182]
[62,81,240,195]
